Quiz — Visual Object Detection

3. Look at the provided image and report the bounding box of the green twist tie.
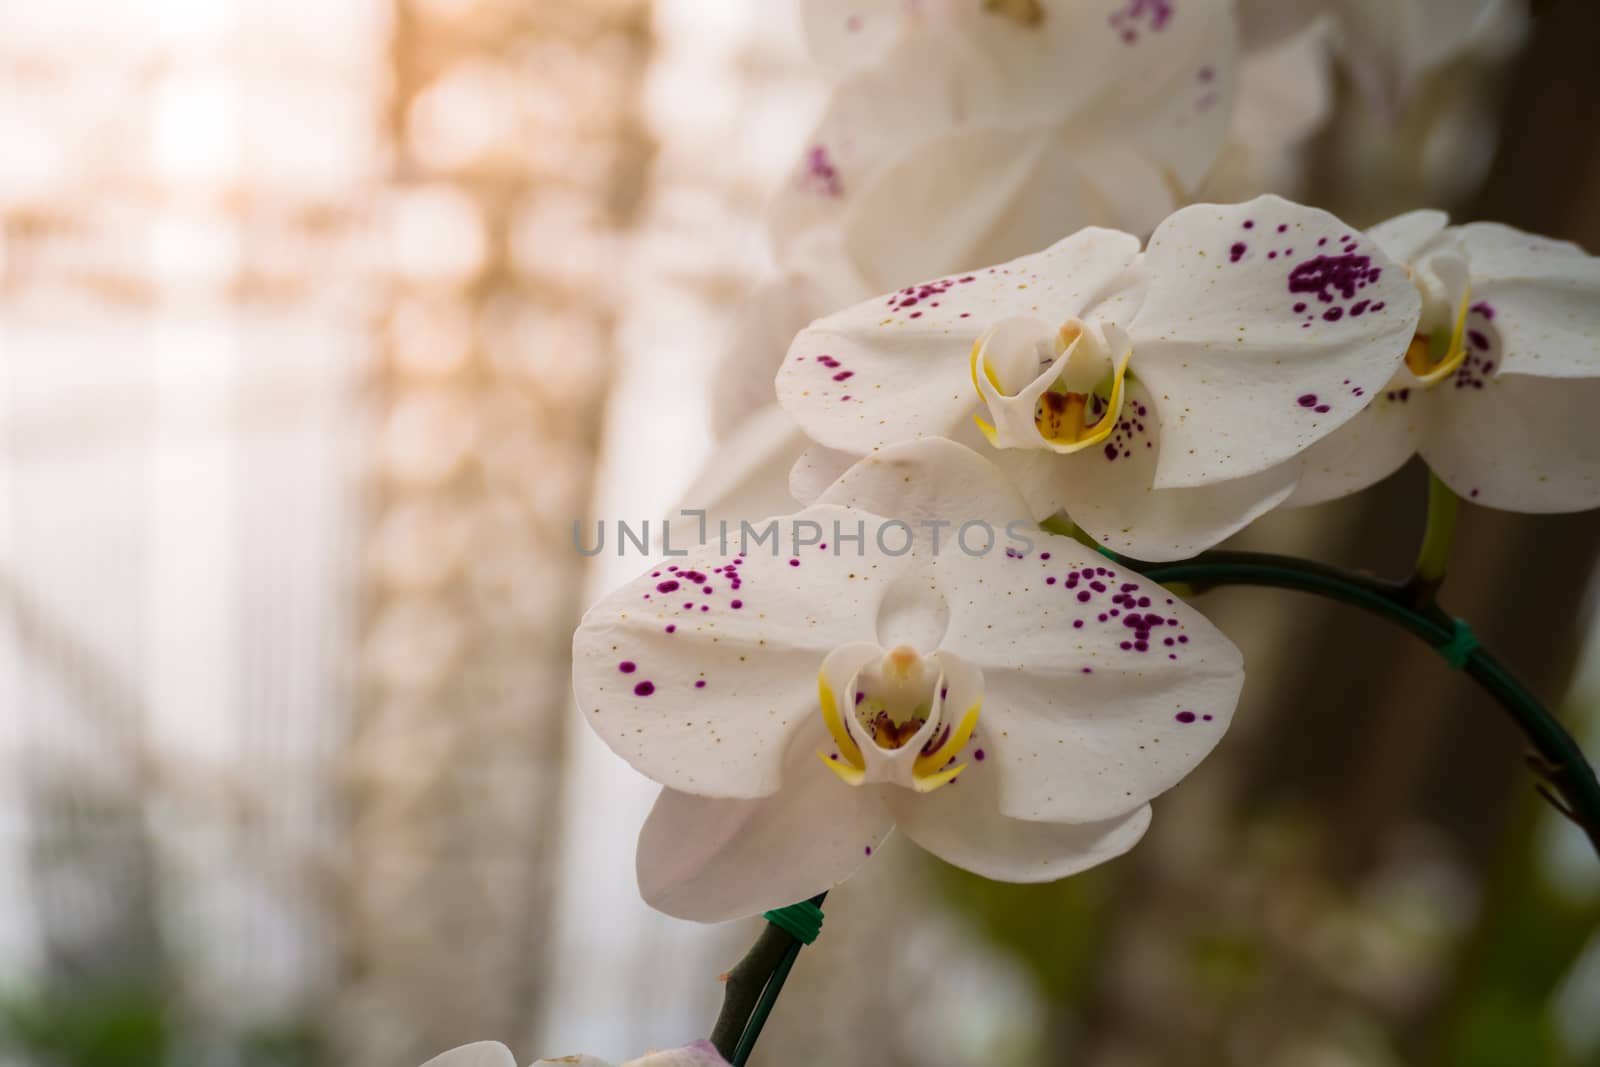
[763,900,824,944]
[1436,618,1478,670]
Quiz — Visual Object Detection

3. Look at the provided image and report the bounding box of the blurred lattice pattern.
[0,0,386,1048]
[333,1,650,1065]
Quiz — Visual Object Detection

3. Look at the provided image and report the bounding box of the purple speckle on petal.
[634,680,655,697]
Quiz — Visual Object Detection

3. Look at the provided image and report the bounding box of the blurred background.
[0,1,1597,1065]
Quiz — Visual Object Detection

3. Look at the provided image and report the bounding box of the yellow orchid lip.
[814,658,980,794]
[817,670,865,776]
[971,321,1130,454]
[1404,285,1473,386]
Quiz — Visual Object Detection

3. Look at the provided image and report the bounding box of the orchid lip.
[970,317,1131,455]
[815,645,981,793]
[1404,284,1474,387]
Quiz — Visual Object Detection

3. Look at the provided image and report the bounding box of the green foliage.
[1435,697,1600,1067]
[0,983,324,1067]
[0,986,169,1067]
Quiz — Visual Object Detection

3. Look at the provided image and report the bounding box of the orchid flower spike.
[573,439,1244,923]
[778,194,1422,562]
[1290,211,1600,513]
[420,1039,729,1067]
[773,0,1237,295]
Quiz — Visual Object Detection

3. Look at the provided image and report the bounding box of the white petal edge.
[789,440,860,507]
[621,1042,730,1067]
[1129,194,1419,488]
[423,1044,519,1067]
[887,770,1152,882]
[1421,372,1600,513]
[1455,222,1600,379]
[1285,373,1428,507]
[679,406,808,530]
[1367,208,1449,264]
[636,723,892,923]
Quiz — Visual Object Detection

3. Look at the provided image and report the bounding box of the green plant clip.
[762,900,824,945]
[1435,617,1479,670]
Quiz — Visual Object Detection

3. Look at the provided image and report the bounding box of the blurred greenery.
[0,982,321,1067]
[1438,701,1600,1067]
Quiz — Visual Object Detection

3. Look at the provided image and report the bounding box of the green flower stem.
[1129,550,1600,858]
[731,938,802,1065]
[1412,472,1461,597]
[710,893,826,1063]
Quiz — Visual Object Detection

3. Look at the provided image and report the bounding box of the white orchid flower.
[1197,24,1333,203]
[420,1039,728,1067]
[573,439,1244,923]
[1234,0,1503,114]
[683,231,873,529]
[1290,211,1600,513]
[771,0,1237,296]
[776,194,1422,562]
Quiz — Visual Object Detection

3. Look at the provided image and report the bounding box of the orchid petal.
[886,766,1151,881]
[801,0,906,71]
[573,505,902,798]
[768,31,961,263]
[941,548,1244,822]
[1367,209,1449,265]
[1334,0,1500,114]
[1129,194,1419,488]
[711,231,870,440]
[1233,0,1324,51]
[840,125,1075,295]
[680,406,808,530]
[789,441,861,507]
[1232,21,1334,145]
[1327,0,1413,114]
[985,445,1074,521]
[1072,141,1185,240]
[424,1043,520,1067]
[1097,0,1237,196]
[814,436,1036,534]
[778,228,1142,455]
[1453,223,1600,379]
[1286,372,1427,506]
[621,1043,730,1067]
[1422,372,1600,514]
[636,723,892,923]
[1055,379,1300,560]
